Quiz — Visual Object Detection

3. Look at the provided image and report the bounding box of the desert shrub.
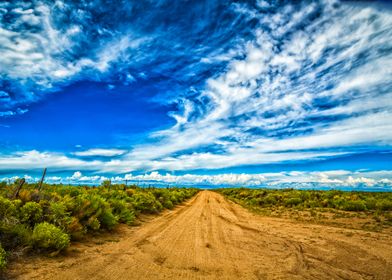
[29,190,42,202]
[32,222,70,251]
[162,199,174,209]
[99,210,118,230]
[376,200,392,211]
[263,194,277,205]
[74,195,100,219]
[330,198,344,209]
[0,223,32,250]
[325,190,343,199]
[0,243,6,269]
[385,213,392,223]
[66,217,85,239]
[126,189,136,197]
[365,197,377,210]
[305,200,320,208]
[68,188,81,197]
[109,199,135,225]
[70,195,96,221]
[153,190,174,209]
[18,189,32,203]
[20,201,43,226]
[76,194,118,230]
[238,190,250,199]
[86,216,100,231]
[0,196,17,220]
[340,200,366,211]
[60,195,77,213]
[248,198,259,206]
[66,196,90,230]
[169,192,183,205]
[131,192,163,214]
[284,197,302,207]
[299,191,311,202]
[101,180,112,189]
[47,201,71,230]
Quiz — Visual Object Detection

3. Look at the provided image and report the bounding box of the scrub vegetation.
[218,188,392,230]
[0,180,198,270]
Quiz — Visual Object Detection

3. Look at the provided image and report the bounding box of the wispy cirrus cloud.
[0,0,250,109]
[0,1,148,108]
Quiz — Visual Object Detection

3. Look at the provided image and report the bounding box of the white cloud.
[0,1,148,106]
[0,150,100,171]
[70,171,82,179]
[0,3,82,85]
[73,148,126,157]
[66,171,107,183]
[0,108,29,117]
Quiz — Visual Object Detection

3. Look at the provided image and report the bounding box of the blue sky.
[0,0,392,189]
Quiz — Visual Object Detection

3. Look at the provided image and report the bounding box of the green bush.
[365,197,377,210]
[47,201,71,229]
[376,200,392,211]
[109,200,135,225]
[0,243,6,269]
[154,190,174,209]
[0,223,32,250]
[0,196,17,219]
[284,197,302,207]
[66,217,85,239]
[340,200,366,211]
[263,194,277,205]
[86,216,101,231]
[162,199,174,209]
[20,202,43,226]
[99,210,118,230]
[131,192,163,214]
[32,222,70,251]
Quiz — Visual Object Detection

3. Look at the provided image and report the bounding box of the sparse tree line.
[0,179,198,270]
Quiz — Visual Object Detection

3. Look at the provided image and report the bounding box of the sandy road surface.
[8,191,392,280]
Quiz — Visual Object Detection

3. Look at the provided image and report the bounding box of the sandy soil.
[6,191,392,280]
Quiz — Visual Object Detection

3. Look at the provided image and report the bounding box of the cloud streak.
[73,149,126,157]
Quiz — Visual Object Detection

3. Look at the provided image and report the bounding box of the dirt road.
[8,191,392,279]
